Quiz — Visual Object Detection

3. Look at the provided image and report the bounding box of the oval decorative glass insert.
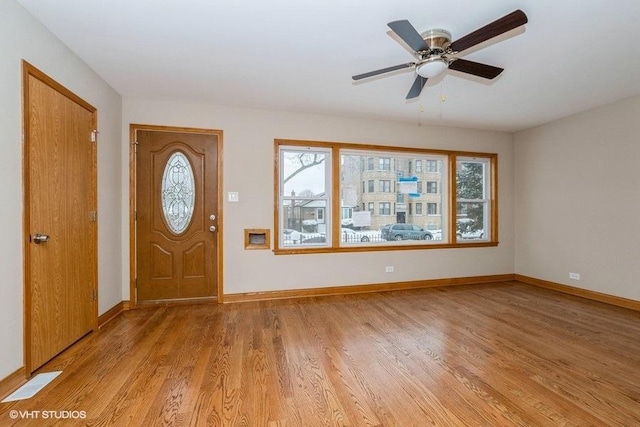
[161,151,195,234]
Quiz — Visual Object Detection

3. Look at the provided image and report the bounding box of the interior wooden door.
[23,62,98,374]
[135,129,219,302]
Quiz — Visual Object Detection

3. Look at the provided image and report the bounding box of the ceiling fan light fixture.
[416,57,448,78]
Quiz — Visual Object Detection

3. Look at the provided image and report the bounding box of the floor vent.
[1,371,62,402]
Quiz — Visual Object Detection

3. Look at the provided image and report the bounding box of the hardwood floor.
[2,281,640,426]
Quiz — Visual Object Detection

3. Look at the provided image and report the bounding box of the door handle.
[209,226,217,232]
[33,233,50,244]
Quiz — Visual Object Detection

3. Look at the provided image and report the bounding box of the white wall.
[514,95,640,301]
[123,98,515,296]
[0,0,122,379]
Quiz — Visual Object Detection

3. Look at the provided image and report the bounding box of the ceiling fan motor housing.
[420,29,452,53]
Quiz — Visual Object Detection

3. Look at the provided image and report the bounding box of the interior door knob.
[209,225,216,232]
[33,233,50,244]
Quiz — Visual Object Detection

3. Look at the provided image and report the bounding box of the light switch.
[228,191,239,202]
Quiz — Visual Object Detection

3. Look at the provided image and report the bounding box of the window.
[275,139,496,252]
[161,152,195,234]
[426,160,439,173]
[456,157,491,242]
[278,146,330,247]
[340,149,447,247]
[379,202,391,215]
[379,157,391,171]
[367,157,374,170]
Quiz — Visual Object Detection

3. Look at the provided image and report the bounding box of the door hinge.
[91,130,98,143]
[90,211,97,222]
[92,288,97,301]
[132,140,138,153]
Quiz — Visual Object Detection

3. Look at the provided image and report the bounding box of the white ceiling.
[17,0,640,132]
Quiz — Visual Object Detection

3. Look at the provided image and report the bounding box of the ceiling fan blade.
[406,75,427,99]
[388,20,429,52]
[449,9,528,53]
[448,59,503,79]
[352,63,415,81]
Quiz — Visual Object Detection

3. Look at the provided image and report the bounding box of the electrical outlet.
[569,272,580,280]
[385,266,394,273]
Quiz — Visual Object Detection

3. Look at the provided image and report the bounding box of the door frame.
[129,124,224,307]
[22,61,98,374]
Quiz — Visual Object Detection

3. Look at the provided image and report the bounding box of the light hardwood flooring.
[2,281,640,426]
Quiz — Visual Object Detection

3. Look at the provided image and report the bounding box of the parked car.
[381,224,433,241]
[282,228,301,244]
[456,218,484,240]
[457,229,484,239]
[341,228,371,243]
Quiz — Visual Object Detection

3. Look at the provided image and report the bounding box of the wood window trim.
[274,139,499,255]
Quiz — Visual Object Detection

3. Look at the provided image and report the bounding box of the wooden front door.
[23,62,98,374]
[135,128,220,303]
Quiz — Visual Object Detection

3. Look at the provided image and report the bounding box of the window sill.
[273,241,498,255]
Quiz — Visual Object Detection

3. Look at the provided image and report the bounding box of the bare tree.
[283,153,325,184]
[297,189,315,198]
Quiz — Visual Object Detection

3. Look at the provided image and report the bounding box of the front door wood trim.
[22,61,98,374]
[129,124,224,308]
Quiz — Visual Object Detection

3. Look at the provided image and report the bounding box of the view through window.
[339,150,446,245]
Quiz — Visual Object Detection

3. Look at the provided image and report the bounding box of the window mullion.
[331,146,340,247]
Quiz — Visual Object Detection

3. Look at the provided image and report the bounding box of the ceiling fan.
[352,10,528,99]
